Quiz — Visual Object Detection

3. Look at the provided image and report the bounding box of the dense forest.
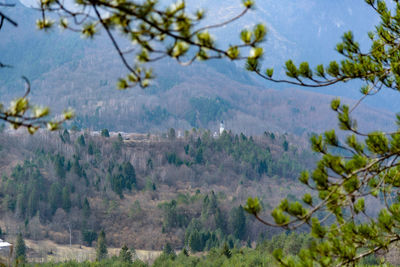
[8,232,381,266]
[0,128,316,255]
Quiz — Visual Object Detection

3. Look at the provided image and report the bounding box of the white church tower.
[219,121,225,135]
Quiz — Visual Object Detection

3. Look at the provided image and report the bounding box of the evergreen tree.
[82,197,91,218]
[221,242,232,259]
[229,205,246,240]
[76,135,86,146]
[207,191,218,215]
[27,189,39,217]
[168,128,176,140]
[282,140,289,151]
[62,129,71,143]
[122,162,136,190]
[117,133,123,142]
[215,208,227,233]
[16,193,26,218]
[244,1,400,265]
[110,173,124,198]
[48,183,62,214]
[201,195,210,216]
[101,129,110,138]
[96,230,107,261]
[162,242,176,259]
[72,156,83,177]
[62,186,71,212]
[188,229,203,252]
[81,230,97,247]
[54,154,66,178]
[195,148,203,164]
[88,142,94,155]
[119,244,132,263]
[182,247,189,257]
[15,233,26,262]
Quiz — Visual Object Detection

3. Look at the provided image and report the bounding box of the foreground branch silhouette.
[0,4,73,132]
[37,0,265,88]
[244,0,400,265]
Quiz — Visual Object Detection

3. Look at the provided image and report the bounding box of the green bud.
[82,23,96,38]
[303,193,313,206]
[331,98,341,111]
[240,29,252,44]
[227,46,240,60]
[117,78,129,90]
[271,208,290,225]
[299,171,309,185]
[27,126,38,135]
[63,109,75,120]
[272,248,283,261]
[354,198,365,214]
[327,61,340,77]
[253,24,267,42]
[11,98,29,115]
[36,19,54,30]
[249,47,263,59]
[285,60,298,78]
[242,0,255,8]
[47,122,60,131]
[366,131,389,154]
[316,64,325,77]
[33,107,50,118]
[266,68,274,78]
[299,62,312,78]
[59,18,68,29]
[244,197,261,215]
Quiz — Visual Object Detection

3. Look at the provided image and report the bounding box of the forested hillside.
[0,3,396,136]
[0,129,315,252]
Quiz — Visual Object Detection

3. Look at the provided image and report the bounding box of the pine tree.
[188,229,203,253]
[243,1,400,265]
[81,230,97,247]
[62,129,70,143]
[54,155,66,178]
[168,128,176,140]
[229,205,246,240]
[62,186,71,212]
[48,183,62,214]
[122,162,136,190]
[76,135,86,146]
[82,197,91,218]
[88,142,94,155]
[15,233,26,262]
[96,230,107,261]
[27,189,39,217]
[182,247,189,257]
[215,208,227,233]
[207,191,218,215]
[221,242,232,259]
[101,129,110,138]
[119,245,132,263]
[162,242,176,258]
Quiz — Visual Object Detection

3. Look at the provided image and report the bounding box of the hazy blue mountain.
[187,0,400,111]
[0,1,397,135]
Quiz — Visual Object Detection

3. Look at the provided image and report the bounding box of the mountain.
[0,1,396,135]
[0,129,314,250]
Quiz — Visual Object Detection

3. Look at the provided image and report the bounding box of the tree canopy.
[0,0,264,132]
[37,0,264,89]
[244,0,400,265]
[0,3,73,132]
[4,0,400,265]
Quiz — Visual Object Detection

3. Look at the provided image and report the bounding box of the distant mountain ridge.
[0,1,396,135]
